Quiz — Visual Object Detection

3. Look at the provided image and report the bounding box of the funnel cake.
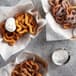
[49,0,76,29]
[11,60,43,76]
[0,12,38,45]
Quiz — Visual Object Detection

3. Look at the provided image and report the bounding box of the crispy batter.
[11,60,42,76]
[0,12,38,45]
[25,13,38,35]
[49,0,76,29]
[28,60,39,71]
[35,73,42,76]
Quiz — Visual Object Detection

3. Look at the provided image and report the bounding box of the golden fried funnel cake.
[0,12,38,45]
[25,13,38,35]
[49,0,76,29]
[11,60,42,76]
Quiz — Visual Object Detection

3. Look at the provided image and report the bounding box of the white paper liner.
[0,0,46,60]
[41,0,76,41]
[0,51,48,76]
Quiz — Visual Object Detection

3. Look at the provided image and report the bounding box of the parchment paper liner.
[41,0,76,41]
[0,0,46,60]
[0,51,48,76]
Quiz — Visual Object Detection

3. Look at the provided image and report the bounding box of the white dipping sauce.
[52,50,69,66]
[5,17,16,32]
